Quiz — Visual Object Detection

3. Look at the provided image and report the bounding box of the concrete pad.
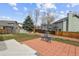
[0,39,37,56]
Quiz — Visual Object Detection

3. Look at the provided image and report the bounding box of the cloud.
[60,11,65,14]
[71,3,79,7]
[36,3,42,8]
[8,3,18,11]
[55,10,67,21]
[36,3,56,9]
[43,3,56,9]
[67,4,71,8]
[36,3,56,13]
[13,7,18,11]
[60,14,66,18]
[55,14,66,21]
[66,4,79,8]
[66,10,69,14]
[0,16,13,20]
[67,3,79,8]
[24,7,27,11]
[8,3,16,7]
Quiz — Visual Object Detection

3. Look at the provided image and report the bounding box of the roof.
[51,11,79,24]
[0,20,17,26]
[51,17,67,24]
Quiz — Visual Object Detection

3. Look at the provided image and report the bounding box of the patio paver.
[22,38,79,56]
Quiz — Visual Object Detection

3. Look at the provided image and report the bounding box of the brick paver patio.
[22,38,79,56]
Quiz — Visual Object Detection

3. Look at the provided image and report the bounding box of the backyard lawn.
[53,38,79,46]
[0,33,79,46]
[0,33,40,42]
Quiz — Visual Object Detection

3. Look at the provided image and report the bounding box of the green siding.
[63,21,66,31]
[68,13,79,32]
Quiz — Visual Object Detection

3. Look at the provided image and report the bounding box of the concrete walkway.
[22,38,79,56]
[0,39,37,56]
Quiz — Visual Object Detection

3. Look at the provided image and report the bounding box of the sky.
[0,3,79,25]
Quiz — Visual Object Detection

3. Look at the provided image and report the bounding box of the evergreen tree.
[22,16,34,32]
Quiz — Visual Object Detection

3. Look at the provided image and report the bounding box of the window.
[0,26,3,29]
[8,23,14,26]
[59,29,61,31]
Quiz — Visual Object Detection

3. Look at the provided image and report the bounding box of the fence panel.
[55,31,79,39]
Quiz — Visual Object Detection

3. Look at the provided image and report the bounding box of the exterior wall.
[51,12,79,32]
[13,23,20,33]
[0,21,20,33]
[68,12,79,32]
[63,21,67,31]
[56,22,63,31]
[52,22,63,31]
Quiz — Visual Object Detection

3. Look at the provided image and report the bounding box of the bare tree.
[33,9,40,32]
[41,10,55,31]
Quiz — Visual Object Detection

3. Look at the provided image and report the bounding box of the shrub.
[0,36,4,41]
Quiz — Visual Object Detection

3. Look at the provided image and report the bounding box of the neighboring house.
[41,24,51,31]
[51,11,79,32]
[18,23,27,33]
[0,20,19,33]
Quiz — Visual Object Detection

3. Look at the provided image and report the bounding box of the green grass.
[0,33,40,42]
[53,38,79,46]
[0,36,4,41]
[1,33,79,46]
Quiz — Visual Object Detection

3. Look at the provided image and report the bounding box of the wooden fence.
[55,31,79,39]
[0,29,12,34]
[0,29,6,34]
[35,29,79,39]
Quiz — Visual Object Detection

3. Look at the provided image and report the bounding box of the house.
[51,11,79,32]
[18,23,27,33]
[0,20,20,33]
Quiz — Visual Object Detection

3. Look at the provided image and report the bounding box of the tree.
[22,15,34,32]
[33,9,40,32]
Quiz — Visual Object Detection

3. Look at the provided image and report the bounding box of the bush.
[0,36,4,41]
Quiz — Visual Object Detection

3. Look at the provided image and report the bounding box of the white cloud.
[60,14,66,18]
[60,11,65,14]
[55,11,67,21]
[66,4,79,8]
[55,14,66,21]
[13,7,18,11]
[36,3,42,8]
[24,7,27,11]
[0,16,12,20]
[71,3,79,7]
[67,4,71,8]
[8,3,18,11]
[66,10,69,13]
[40,9,47,12]
[40,9,44,12]
[43,3,56,9]
[36,3,56,13]
[8,3,16,7]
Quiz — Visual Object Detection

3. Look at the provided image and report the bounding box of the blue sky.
[0,3,79,25]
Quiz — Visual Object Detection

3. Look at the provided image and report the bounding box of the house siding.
[63,21,66,31]
[0,20,19,33]
[68,12,79,32]
[51,12,79,32]
[52,22,63,31]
